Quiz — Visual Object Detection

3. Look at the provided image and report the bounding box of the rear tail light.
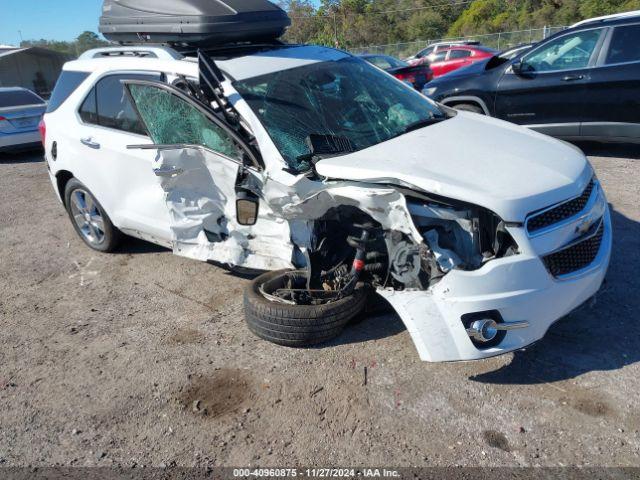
[395,72,416,84]
[0,116,6,121]
[38,119,46,146]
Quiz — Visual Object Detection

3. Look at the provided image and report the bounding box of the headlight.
[423,87,437,97]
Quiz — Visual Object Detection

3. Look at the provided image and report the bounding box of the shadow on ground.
[0,148,44,163]
[113,237,168,255]
[472,208,639,385]
[575,141,640,160]
[326,294,406,347]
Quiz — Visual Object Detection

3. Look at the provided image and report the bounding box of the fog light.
[467,319,499,343]
[466,318,530,344]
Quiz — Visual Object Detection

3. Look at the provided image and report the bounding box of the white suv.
[43,44,611,362]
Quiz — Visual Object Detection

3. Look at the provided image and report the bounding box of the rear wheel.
[64,178,121,252]
[452,103,484,114]
[244,269,368,347]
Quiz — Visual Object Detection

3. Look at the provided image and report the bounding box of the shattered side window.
[128,84,240,160]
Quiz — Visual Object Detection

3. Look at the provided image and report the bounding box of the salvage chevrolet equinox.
[42,1,611,362]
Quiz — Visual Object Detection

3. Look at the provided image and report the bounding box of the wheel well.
[443,98,488,114]
[307,207,389,289]
[56,170,74,206]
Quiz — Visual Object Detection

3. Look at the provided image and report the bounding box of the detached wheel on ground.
[452,103,485,114]
[244,269,368,347]
[64,178,122,252]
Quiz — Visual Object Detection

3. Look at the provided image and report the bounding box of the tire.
[244,269,368,347]
[453,103,485,114]
[64,178,122,252]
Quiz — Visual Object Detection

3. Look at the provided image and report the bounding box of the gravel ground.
[0,144,638,469]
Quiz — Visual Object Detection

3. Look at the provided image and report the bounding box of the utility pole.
[18,30,23,46]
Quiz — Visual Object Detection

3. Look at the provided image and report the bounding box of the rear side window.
[449,49,472,59]
[80,73,160,136]
[79,89,98,124]
[367,56,393,70]
[0,89,44,108]
[46,71,90,113]
[606,24,640,64]
[417,46,434,58]
[431,52,447,62]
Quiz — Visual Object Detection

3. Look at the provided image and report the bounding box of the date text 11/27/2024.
[232,469,401,478]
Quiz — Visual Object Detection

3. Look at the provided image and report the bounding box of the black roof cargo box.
[99,0,291,47]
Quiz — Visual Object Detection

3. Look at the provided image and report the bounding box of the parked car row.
[404,40,482,63]
[422,11,640,143]
[408,45,498,78]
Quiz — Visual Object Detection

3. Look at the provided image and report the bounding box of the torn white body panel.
[154,148,294,271]
[154,147,425,271]
[155,145,426,271]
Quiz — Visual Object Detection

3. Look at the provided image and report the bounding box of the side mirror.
[236,190,260,226]
[511,60,524,75]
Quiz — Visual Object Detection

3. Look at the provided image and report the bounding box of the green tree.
[20,31,108,58]
[75,31,109,53]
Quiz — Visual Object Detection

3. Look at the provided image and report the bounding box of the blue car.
[0,87,47,153]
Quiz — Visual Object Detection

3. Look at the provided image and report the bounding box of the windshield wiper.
[401,117,446,135]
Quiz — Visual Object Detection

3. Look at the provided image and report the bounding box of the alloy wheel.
[69,189,105,246]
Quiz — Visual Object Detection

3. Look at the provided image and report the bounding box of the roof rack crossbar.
[571,10,640,27]
[78,46,183,61]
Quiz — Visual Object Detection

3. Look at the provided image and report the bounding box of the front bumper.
[378,199,612,362]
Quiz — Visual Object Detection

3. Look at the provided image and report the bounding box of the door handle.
[154,166,184,178]
[562,74,585,82]
[80,137,100,149]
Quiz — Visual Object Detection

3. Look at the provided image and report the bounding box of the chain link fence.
[351,26,568,59]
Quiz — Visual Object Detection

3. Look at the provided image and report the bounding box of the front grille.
[543,221,604,277]
[527,179,595,234]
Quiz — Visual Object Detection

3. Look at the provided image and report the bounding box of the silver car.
[0,87,46,153]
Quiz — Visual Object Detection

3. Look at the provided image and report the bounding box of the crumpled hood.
[315,112,592,222]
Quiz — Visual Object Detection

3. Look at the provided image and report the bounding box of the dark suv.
[424,12,640,143]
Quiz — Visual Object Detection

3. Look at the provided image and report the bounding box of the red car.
[360,54,433,91]
[409,46,497,78]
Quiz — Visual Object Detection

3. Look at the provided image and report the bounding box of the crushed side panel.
[154,148,295,271]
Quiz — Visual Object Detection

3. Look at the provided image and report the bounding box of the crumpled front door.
[152,146,295,271]
[123,79,295,271]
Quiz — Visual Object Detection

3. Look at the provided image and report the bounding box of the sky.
[0,0,321,47]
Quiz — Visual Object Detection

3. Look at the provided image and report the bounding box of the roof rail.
[571,10,640,27]
[78,46,183,61]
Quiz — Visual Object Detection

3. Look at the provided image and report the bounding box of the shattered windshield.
[233,56,447,173]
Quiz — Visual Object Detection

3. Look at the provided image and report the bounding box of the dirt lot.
[0,144,639,469]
